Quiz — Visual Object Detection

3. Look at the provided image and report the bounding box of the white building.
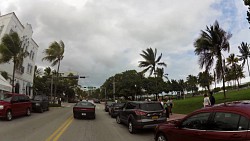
[0,12,39,97]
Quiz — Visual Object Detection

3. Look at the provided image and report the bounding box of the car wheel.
[40,108,44,113]
[26,108,31,116]
[73,114,77,119]
[128,120,136,134]
[116,115,121,124]
[157,133,167,141]
[6,110,12,121]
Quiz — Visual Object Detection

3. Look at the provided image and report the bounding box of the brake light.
[135,110,147,116]
[74,107,95,111]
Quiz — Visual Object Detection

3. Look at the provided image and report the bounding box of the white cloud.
[1,0,249,87]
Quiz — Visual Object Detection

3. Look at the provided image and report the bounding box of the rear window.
[140,103,163,111]
[77,102,94,106]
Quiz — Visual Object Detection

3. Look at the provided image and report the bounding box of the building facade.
[0,12,39,97]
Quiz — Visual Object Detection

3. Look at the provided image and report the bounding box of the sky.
[1,0,250,88]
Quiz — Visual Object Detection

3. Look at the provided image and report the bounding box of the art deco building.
[0,12,39,97]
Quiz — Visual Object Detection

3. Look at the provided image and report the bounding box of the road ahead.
[0,103,155,141]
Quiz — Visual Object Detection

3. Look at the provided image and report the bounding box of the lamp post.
[135,84,137,101]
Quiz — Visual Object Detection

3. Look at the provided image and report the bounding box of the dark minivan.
[31,95,49,113]
[0,93,32,121]
[116,101,166,133]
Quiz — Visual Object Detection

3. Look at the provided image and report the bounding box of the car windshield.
[140,103,163,111]
[33,95,42,101]
[0,93,12,102]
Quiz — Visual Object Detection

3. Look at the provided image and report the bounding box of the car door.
[11,95,21,116]
[120,102,136,124]
[169,112,211,141]
[205,112,248,141]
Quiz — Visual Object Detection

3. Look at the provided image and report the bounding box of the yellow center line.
[45,115,73,141]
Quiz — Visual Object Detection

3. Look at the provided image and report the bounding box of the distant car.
[93,99,100,103]
[73,101,96,119]
[105,101,115,112]
[109,102,125,118]
[154,101,250,141]
[0,93,32,121]
[31,95,49,113]
[116,101,166,133]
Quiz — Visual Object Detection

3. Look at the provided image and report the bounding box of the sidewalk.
[168,113,186,121]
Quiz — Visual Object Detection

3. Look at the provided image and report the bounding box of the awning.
[0,74,12,92]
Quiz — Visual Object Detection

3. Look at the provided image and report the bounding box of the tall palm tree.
[194,20,232,98]
[238,42,250,76]
[0,32,29,92]
[42,40,65,100]
[138,48,167,76]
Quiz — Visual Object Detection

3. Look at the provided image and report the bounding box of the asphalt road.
[0,103,155,141]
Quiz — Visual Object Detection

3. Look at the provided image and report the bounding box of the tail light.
[74,107,95,111]
[135,110,147,116]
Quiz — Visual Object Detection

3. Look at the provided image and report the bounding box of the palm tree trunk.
[12,60,16,93]
[54,60,61,103]
[221,59,226,99]
[247,58,250,76]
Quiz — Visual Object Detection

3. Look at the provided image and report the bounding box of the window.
[181,112,210,130]
[126,102,137,109]
[210,112,249,131]
[141,103,163,111]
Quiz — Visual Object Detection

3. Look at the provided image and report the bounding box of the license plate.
[82,113,86,116]
[152,116,158,120]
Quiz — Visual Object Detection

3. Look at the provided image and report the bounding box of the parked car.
[104,101,115,112]
[73,101,96,119]
[31,95,49,113]
[116,101,166,133]
[0,93,32,121]
[109,102,125,118]
[154,100,250,141]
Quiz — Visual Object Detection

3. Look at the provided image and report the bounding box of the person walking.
[203,94,211,107]
[164,96,169,119]
[209,92,215,106]
[166,97,173,115]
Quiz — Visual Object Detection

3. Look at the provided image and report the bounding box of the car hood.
[0,101,10,105]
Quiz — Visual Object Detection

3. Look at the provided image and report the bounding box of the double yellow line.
[45,116,73,141]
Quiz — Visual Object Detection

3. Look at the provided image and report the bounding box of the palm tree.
[198,71,213,93]
[0,32,29,92]
[139,47,166,76]
[238,42,250,76]
[194,20,232,98]
[42,40,65,100]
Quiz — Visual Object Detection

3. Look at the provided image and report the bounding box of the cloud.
[1,0,249,87]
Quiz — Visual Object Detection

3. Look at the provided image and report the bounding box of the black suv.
[116,101,166,133]
[31,95,49,113]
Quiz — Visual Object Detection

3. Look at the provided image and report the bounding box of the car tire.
[6,110,12,121]
[157,133,167,141]
[116,115,121,124]
[40,108,44,113]
[128,120,136,134]
[73,114,77,119]
[26,108,31,116]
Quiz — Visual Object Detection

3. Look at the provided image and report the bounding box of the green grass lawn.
[172,88,250,114]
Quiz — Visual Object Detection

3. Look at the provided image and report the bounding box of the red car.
[0,93,32,121]
[155,101,250,141]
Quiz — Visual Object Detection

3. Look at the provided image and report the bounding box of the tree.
[138,48,167,76]
[198,71,213,93]
[238,42,250,76]
[0,32,29,92]
[244,0,250,27]
[186,75,198,96]
[194,20,232,99]
[42,41,65,100]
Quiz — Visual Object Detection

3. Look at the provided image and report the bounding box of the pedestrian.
[164,96,170,119]
[158,97,164,106]
[166,97,173,115]
[209,92,215,106]
[203,94,211,107]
